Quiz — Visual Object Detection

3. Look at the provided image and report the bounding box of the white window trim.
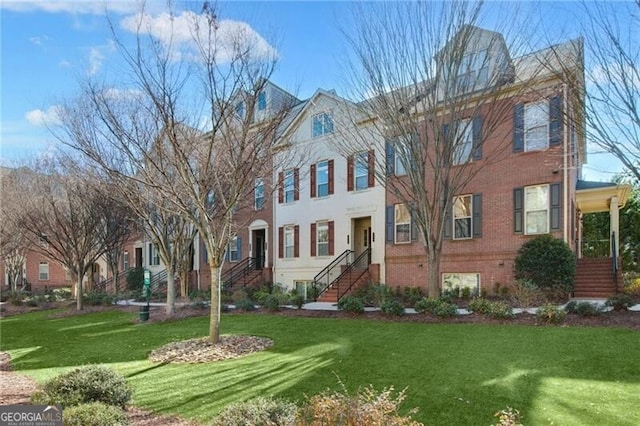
[354,151,369,191]
[316,221,329,256]
[229,236,239,262]
[394,204,411,244]
[442,273,481,297]
[524,184,549,235]
[254,178,264,210]
[524,100,549,152]
[284,226,295,259]
[453,119,473,165]
[312,112,334,138]
[284,170,294,203]
[316,160,329,197]
[39,262,49,281]
[394,144,407,176]
[453,195,473,240]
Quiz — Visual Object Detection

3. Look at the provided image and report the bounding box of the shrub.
[493,406,522,426]
[381,300,405,316]
[624,277,640,296]
[263,294,282,312]
[32,365,131,408]
[564,301,604,316]
[25,297,39,307]
[402,287,424,306]
[298,385,421,426]
[291,294,305,309]
[414,298,457,317]
[487,302,515,320]
[63,402,129,426]
[211,396,298,426]
[353,282,392,307]
[252,290,271,305]
[83,292,114,306]
[515,234,575,292]
[606,294,635,311]
[126,267,144,292]
[460,286,472,300]
[468,298,492,314]
[337,296,365,314]
[510,279,546,309]
[234,298,255,311]
[536,303,567,324]
[231,289,249,303]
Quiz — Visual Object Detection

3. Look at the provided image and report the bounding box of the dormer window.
[312,113,334,137]
[235,101,245,118]
[456,49,488,91]
[257,92,267,111]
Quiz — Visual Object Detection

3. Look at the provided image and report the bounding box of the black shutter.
[444,201,453,240]
[386,205,394,244]
[472,193,482,238]
[385,140,395,176]
[549,96,563,146]
[236,237,242,260]
[472,116,483,160]
[514,187,524,233]
[513,104,524,152]
[550,183,561,230]
[410,203,418,241]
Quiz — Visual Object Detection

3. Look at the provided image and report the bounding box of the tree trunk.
[76,274,84,310]
[109,261,118,295]
[180,271,188,299]
[427,252,442,299]
[209,262,221,344]
[166,269,176,316]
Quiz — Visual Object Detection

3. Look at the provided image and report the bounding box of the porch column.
[609,195,620,257]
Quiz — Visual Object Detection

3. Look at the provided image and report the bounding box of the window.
[123,251,129,270]
[257,92,266,111]
[295,280,314,299]
[394,145,407,175]
[254,178,264,210]
[312,112,334,137]
[456,49,488,91]
[284,170,294,203]
[453,195,472,239]
[386,138,409,176]
[316,221,329,256]
[524,101,549,151]
[235,101,245,118]
[442,273,480,297]
[525,185,549,234]
[149,243,160,266]
[316,161,329,197]
[39,262,49,281]
[454,119,473,165]
[284,226,295,258]
[394,204,411,243]
[229,236,239,262]
[355,151,369,190]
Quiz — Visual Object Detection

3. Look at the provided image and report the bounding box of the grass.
[1,309,640,425]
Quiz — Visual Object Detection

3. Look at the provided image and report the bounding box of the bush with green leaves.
[291,293,305,309]
[381,300,405,316]
[83,292,114,306]
[401,287,424,306]
[514,234,575,292]
[605,294,634,311]
[211,396,298,426]
[263,294,283,312]
[234,298,256,311]
[486,302,515,319]
[564,301,604,316]
[126,267,144,292]
[337,295,365,314]
[352,282,392,307]
[298,385,421,426]
[32,365,131,408]
[536,303,567,324]
[414,298,457,317]
[468,298,492,314]
[63,402,129,426]
[510,279,546,309]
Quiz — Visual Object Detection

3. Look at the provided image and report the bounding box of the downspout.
[563,83,569,244]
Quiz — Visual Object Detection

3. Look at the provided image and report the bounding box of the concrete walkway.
[117,298,640,313]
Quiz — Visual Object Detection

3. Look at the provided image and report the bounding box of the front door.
[352,217,372,263]
[253,229,266,269]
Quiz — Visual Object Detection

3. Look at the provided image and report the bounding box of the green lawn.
[1,309,639,425]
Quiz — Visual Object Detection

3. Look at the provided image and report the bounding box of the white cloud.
[88,47,104,75]
[25,105,63,127]
[29,35,48,46]
[59,59,72,68]
[0,0,141,15]
[120,11,277,63]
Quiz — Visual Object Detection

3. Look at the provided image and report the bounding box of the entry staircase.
[314,248,371,303]
[221,257,263,292]
[573,235,621,298]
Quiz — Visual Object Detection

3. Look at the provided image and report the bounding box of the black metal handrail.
[313,250,353,295]
[335,248,371,300]
[150,269,168,291]
[95,268,131,294]
[611,232,619,292]
[222,257,257,290]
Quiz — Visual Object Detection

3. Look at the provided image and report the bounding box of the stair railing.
[150,269,168,291]
[313,250,353,297]
[335,248,371,300]
[611,232,619,292]
[221,257,257,290]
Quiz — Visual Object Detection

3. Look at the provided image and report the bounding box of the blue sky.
[0,0,630,181]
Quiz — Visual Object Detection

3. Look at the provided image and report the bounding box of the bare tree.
[8,158,113,310]
[53,3,296,341]
[339,1,552,297]
[0,174,27,292]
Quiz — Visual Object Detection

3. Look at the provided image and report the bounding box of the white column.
[609,196,620,257]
